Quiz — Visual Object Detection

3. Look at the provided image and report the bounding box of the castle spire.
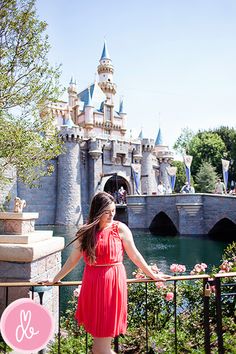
[100,40,111,60]
[86,86,93,107]
[97,40,116,101]
[155,127,163,145]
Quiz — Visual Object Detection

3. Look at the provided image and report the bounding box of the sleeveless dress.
[75,221,127,337]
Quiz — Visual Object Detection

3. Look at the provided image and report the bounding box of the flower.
[220,260,233,272]
[170,263,186,273]
[190,263,208,275]
[73,285,81,297]
[165,292,174,301]
[155,281,166,289]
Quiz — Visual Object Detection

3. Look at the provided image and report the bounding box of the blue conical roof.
[100,40,111,60]
[86,87,93,107]
[138,129,143,140]
[119,97,125,114]
[155,128,163,145]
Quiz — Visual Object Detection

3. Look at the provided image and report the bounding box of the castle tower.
[141,138,158,194]
[68,77,78,107]
[154,127,174,192]
[97,41,117,105]
[84,87,94,129]
[119,97,127,134]
[56,127,83,225]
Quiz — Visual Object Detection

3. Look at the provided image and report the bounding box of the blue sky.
[36,0,236,148]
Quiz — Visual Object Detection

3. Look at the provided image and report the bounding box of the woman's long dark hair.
[66,192,115,264]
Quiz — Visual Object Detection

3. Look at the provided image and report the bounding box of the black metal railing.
[0,272,235,354]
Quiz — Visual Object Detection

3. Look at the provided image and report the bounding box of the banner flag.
[221,159,230,189]
[183,155,193,184]
[166,166,177,191]
[131,164,141,195]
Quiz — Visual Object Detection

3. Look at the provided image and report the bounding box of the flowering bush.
[48,242,236,353]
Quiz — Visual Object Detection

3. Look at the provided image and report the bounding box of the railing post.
[145,282,148,353]
[215,277,224,354]
[30,285,52,354]
[174,280,177,354]
[203,279,211,354]
[114,336,119,353]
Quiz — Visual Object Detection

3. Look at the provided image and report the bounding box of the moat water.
[43,225,232,312]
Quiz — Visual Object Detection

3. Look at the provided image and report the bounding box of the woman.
[46,192,170,354]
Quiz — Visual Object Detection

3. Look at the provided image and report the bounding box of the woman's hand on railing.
[38,280,62,286]
[153,273,172,281]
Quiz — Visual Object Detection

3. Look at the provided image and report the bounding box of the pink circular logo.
[0,298,54,353]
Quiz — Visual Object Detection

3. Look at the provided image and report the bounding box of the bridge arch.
[149,211,179,236]
[208,217,236,238]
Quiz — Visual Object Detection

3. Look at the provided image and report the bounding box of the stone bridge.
[127,194,236,236]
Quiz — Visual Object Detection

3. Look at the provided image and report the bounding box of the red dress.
[75,221,127,337]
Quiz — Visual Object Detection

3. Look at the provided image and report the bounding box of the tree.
[0,0,63,188]
[194,161,218,193]
[210,126,236,183]
[188,132,226,177]
[171,160,186,193]
[0,113,63,187]
[0,0,61,112]
[173,127,195,155]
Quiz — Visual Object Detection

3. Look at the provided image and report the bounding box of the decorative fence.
[0,272,235,353]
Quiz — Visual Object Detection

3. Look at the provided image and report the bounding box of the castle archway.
[208,217,236,239]
[103,174,130,203]
[149,211,179,236]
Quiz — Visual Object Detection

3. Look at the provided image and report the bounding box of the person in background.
[157,180,166,195]
[214,178,226,194]
[43,192,170,354]
[180,181,190,193]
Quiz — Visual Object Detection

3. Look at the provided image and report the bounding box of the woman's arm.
[45,242,83,284]
[119,222,171,281]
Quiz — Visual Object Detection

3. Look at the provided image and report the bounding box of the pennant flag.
[166,166,177,191]
[221,159,230,189]
[183,155,193,184]
[131,164,141,194]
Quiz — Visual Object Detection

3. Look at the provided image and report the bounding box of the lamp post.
[230,159,234,191]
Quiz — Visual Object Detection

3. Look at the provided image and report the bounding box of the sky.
[36,0,236,149]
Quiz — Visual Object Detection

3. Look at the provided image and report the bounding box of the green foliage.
[0,0,62,112]
[173,127,195,155]
[195,161,218,192]
[171,160,186,192]
[210,126,236,181]
[0,0,64,188]
[0,113,63,187]
[188,131,226,177]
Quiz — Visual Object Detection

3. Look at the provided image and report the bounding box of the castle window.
[105,105,112,121]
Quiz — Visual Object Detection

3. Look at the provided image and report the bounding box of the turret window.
[105,105,112,121]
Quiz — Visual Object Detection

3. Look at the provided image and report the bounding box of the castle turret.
[56,127,83,225]
[119,97,127,134]
[141,138,158,194]
[97,41,117,103]
[84,87,94,129]
[68,77,78,107]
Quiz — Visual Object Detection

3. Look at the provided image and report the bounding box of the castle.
[17,41,174,225]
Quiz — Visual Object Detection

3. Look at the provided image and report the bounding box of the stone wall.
[127,194,236,235]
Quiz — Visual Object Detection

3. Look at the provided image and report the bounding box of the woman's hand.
[38,279,62,286]
[153,273,172,281]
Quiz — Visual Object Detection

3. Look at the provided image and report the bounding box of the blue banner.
[131,164,141,195]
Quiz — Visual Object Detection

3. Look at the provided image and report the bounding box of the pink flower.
[170,263,186,273]
[151,264,160,274]
[73,285,81,297]
[155,281,166,289]
[220,260,233,272]
[165,292,174,301]
[170,264,179,273]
